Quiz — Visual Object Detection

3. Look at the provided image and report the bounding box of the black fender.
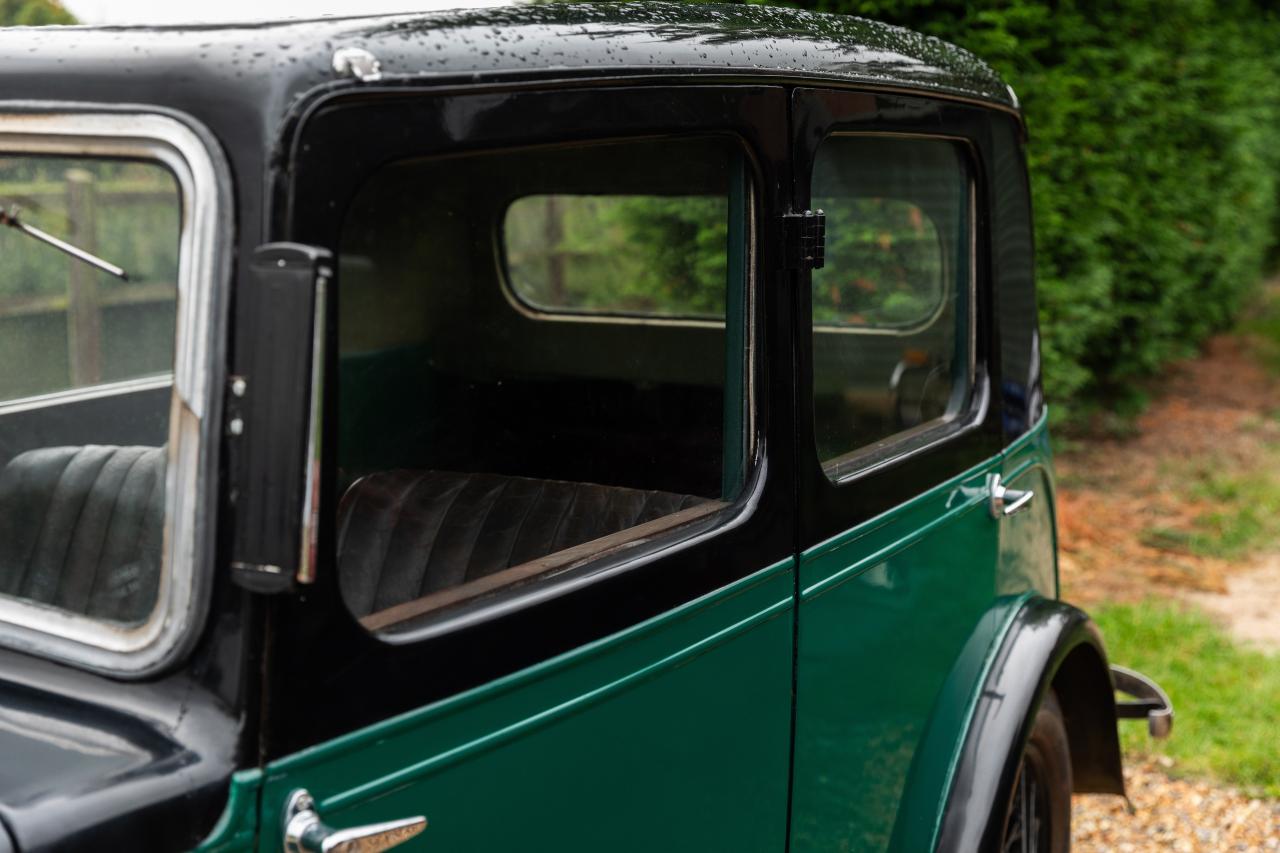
[934,596,1124,852]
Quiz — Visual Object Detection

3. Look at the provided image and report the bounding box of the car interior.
[335,136,746,629]
[0,137,969,634]
[0,155,177,627]
[333,132,972,629]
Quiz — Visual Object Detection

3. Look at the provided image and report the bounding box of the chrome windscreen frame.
[0,109,229,677]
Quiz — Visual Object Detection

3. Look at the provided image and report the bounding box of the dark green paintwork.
[256,558,795,852]
[1000,415,1058,599]
[791,413,1055,853]
[192,769,262,852]
[204,417,1055,852]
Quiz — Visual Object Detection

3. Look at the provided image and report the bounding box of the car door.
[249,84,798,852]
[786,88,1009,853]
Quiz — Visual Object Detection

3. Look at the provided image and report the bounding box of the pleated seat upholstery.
[338,469,707,618]
[0,445,166,624]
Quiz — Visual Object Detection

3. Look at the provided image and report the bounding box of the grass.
[1139,458,1280,560]
[1094,599,1280,797]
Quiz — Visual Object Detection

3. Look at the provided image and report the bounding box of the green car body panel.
[194,770,263,853]
[790,415,1056,853]
[252,559,795,852]
[197,419,1057,853]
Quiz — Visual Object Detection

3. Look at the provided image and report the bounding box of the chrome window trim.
[0,111,225,676]
[0,374,172,416]
[298,265,331,586]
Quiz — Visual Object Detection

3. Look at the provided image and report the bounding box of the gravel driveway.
[1073,761,1280,851]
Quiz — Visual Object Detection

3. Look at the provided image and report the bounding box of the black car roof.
[0,3,1014,126]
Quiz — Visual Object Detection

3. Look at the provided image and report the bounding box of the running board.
[1112,665,1173,739]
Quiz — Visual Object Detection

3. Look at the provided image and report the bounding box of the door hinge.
[782,209,826,271]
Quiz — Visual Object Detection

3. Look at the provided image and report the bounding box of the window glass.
[811,137,972,481]
[505,194,728,318]
[337,137,749,632]
[812,197,943,328]
[0,155,178,625]
[0,156,178,400]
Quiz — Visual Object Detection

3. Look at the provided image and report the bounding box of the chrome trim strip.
[0,110,225,675]
[1111,664,1174,739]
[0,374,172,416]
[297,265,330,585]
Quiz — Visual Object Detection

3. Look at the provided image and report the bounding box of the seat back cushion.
[0,445,166,625]
[338,469,706,618]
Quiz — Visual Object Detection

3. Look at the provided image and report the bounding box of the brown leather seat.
[337,469,707,618]
[0,445,166,624]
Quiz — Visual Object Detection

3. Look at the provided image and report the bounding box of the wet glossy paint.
[934,597,1123,851]
[194,770,262,853]
[0,4,1011,145]
[999,419,1058,599]
[229,422,1058,853]
[0,589,247,851]
[254,559,795,852]
[791,415,1056,853]
[0,5,1067,848]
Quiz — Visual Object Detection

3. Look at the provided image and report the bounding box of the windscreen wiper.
[0,206,129,281]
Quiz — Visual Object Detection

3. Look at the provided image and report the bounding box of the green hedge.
[785,0,1280,421]
[0,0,74,26]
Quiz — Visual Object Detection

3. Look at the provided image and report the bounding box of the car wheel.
[1001,689,1072,853]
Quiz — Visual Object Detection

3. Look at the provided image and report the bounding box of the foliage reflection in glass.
[506,194,729,319]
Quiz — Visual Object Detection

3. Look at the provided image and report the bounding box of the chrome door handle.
[989,473,1034,519]
[283,789,426,853]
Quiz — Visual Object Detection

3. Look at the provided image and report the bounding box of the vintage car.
[0,4,1172,851]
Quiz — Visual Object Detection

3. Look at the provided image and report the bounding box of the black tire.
[1001,689,1073,853]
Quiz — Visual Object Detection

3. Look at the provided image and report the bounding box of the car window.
[504,194,728,319]
[0,156,178,400]
[812,196,944,329]
[0,154,178,626]
[336,136,751,633]
[810,136,973,481]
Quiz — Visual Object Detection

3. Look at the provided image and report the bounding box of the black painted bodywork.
[934,598,1125,852]
[0,4,1081,850]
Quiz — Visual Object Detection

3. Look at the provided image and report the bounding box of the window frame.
[0,110,227,677]
[264,83,797,758]
[790,87,1006,555]
[810,131,980,483]
[331,131,761,638]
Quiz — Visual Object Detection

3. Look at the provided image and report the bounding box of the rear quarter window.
[504,193,730,319]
